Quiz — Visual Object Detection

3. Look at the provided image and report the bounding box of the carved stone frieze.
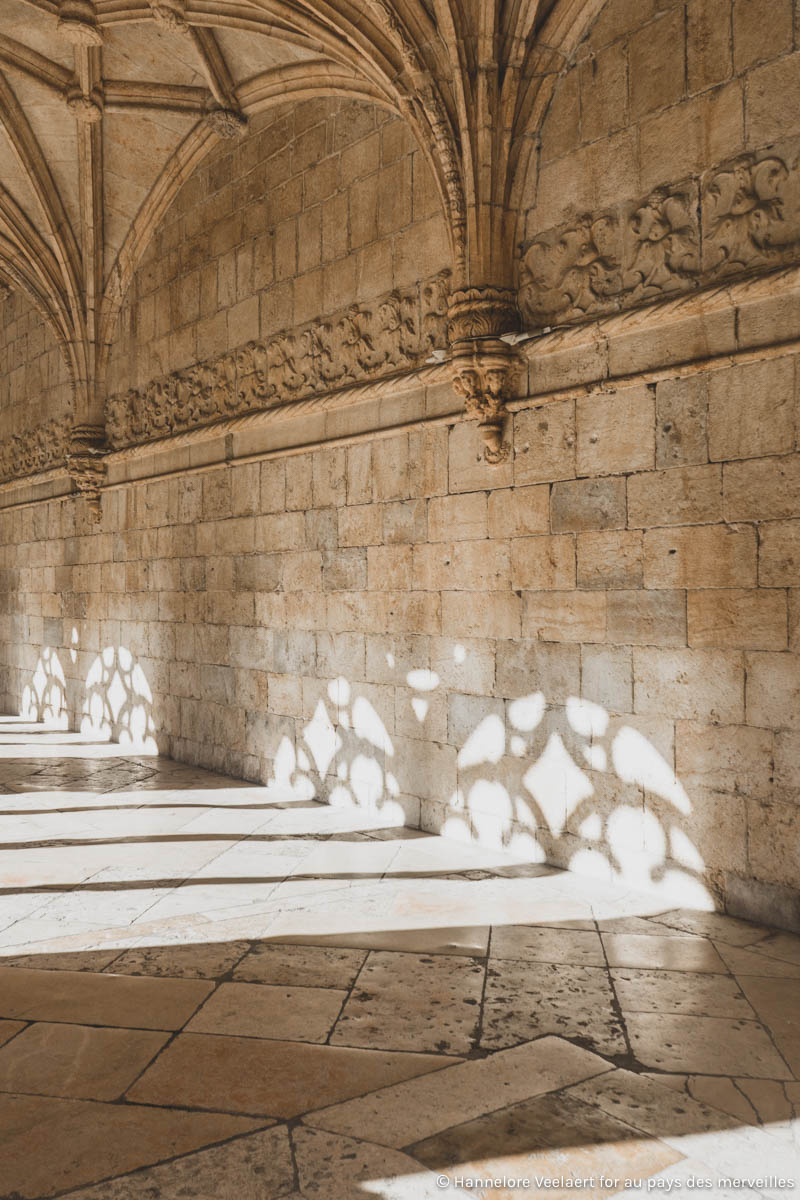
[106,273,452,449]
[519,146,800,330]
[0,417,71,484]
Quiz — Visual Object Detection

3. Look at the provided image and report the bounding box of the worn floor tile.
[612,968,753,1017]
[107,940,251,979]
[265,926,490,956]
[305,1036,611,1148]
[0,949,122,972]
[490,925,606,966]
[410,1090,683,1197]
[234,943,366,988]
[0,1092,262,1199]
[714,943,800,978]
[626,1013,793,1078]
[0,1021,169,1101]
[186,981,347,1043]
[735,976,800,1077]
[57,1124,293,1199]
[482,960,627,1056]
[0,965,212,1029]
[331,950,484,1054]
[602,934,727,973]
[127,1032,451,1117]
[294,1126,452,1199]
[647,910,771,947]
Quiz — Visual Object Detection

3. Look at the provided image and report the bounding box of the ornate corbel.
[447,286,522,463]
[66,424,106,520]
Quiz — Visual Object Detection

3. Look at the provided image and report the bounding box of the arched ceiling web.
[0,0,604,429]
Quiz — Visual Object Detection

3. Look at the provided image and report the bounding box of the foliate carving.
[105,274,448,449]
[450,340,522,464]
[622,183,700,300]
[519,147,800,329]
[57,0,103,44]
[518,214,622,327]
[703,154,797,276]
[0,417,71,483]
[206,108,248,139]
[67,425,106,519]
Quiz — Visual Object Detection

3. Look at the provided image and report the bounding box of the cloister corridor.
[0,717,797,1197]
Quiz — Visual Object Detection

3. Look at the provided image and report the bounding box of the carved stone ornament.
[66,91,104,124]
[66,425,106,520]
[450,339,521,464]
[447,286,519,342]
[206,108,248,138]
[57,0,103,45]
[148,0,189,32]
[0,416,71,484]
[106,272,452,449]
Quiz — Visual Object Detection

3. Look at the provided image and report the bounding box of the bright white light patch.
[508,692,545,732]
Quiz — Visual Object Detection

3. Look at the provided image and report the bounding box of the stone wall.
[1,1,799,931]
[0,290,73,481]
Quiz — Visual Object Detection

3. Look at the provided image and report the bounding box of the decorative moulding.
[106,272,451,450]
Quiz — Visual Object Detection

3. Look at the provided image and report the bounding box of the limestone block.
[551,478,627,532]
[540,66,579,164]
[229,626,272,672]
[367,545,412,591]
[774,730,800,801]
[644,524,757,588]
[606,590,687,647]
[746,651,800,730]
[726,454,800,522]
[312,448,347,508]
[488,485,549,539]
[286,455,313,511]
[441,591,521,639]
[576,386,655,476]
[513,401,576,485]
[322,548,367,592]
[365,633,430,685]
[282,550,323,593]
[747,51,800,146]
[579,40,627,143]
[430,637,497,696]
[511,534,575,590]
[758,520,800,586]
[522,591,607,643]
[734,0,793,71]
[628,465,722,528]
[346,444,372,505]
[448,692,505,750]
[428,493,487,542]
[633,647,745,722]
[383,499,427,545]
[305,508,338,551]
[495,640,580,701]
[259,461,286,514]
[676,720,773,798]
[382,591,441,634]
[338,504,383,547]
[629,8,685,119]
[577,530,643,589]
[581,644,633,713]
[688,588,788,650]
[316,632,366,679]
[413,541,510,592]
[688,0,733,92]
[390,735,457,802]
[747,800,800,888]
[395,681,447,742]
[233,553,281,593]
[449,421,513,494]
[273,630,317,675]
[256,512,306,553]
[708,358,795,462]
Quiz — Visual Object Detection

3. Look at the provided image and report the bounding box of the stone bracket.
[447,286,522,464]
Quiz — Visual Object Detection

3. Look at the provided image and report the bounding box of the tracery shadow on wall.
[267,654,714,911]
[19,643,157,754]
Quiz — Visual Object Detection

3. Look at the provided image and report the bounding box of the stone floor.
[0,719,798,1199]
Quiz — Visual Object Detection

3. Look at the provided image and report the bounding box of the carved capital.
[447,285,519,344]
[57,0,103,45]
[67,425,106,520]
[206,107,248,138]
[450,339,521,464]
